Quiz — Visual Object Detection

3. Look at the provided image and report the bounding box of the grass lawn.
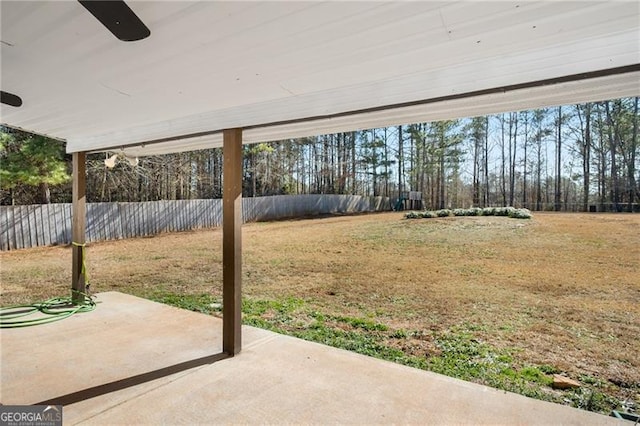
[1,212,638,414]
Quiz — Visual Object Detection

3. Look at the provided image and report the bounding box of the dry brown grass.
[2,212,639,410]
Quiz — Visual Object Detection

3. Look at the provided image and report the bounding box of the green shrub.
[493,207,515,216]
[509,208,532,219]
[482,207,496,216]
[405,207,532,220]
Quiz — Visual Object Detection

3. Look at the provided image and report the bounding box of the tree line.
[1,97,638,212]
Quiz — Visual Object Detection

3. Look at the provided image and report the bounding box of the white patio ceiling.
[1,1,639,156]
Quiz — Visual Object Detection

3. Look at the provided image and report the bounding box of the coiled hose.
[0,292,96,328]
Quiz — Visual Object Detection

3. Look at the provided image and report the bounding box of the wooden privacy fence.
[0,194,390,250]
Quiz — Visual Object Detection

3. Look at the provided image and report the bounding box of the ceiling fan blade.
[78,0,150,42]
[1,91,22,107]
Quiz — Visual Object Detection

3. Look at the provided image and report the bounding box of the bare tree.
[509,112,518,207]
[575,103,592,211]
[555,106,562,211]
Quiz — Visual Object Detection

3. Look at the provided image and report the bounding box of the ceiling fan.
[78,0,150,42]
[0,91,22,108]
[1,1,150,108]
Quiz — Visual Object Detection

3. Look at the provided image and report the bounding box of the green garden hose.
[0,292,96,328]
[1,241,97,328]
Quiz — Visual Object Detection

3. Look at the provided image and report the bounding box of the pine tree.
[0,129,70,204]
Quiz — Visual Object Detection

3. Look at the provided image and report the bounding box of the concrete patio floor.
[0,292,624,425]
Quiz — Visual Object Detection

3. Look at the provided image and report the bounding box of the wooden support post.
[222,128,243,355]
[71,152,87,304]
